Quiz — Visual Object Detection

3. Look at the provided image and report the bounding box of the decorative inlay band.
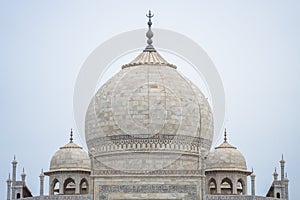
[88,134,211,155]
[93,169,203,176]
[98,184,197,200]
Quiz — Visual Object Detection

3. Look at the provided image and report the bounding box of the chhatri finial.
[274,167,278,175]
[40,168,44,177]
[144,10,156,52]
[280,154,285,163]
[224,128,227,142]
[70,128,73,143]
[273,167,278,180]
[7,173,11,183]
[12,155,17,164]
[251,168,255,177]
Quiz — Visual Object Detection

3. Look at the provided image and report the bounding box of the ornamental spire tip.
[70,128,73,143]
[224,128,227,142]
[144,10,156,52]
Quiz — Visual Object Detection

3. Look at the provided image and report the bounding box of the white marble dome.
[85,42,214,172]
[206,140,247,171]
[49,141,91,172]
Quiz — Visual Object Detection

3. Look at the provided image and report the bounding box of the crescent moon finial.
[146,10,154,19]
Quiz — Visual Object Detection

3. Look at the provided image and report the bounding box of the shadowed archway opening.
[237,179,245,195]
[52,179,60,195]
[221,178,233,194]
[277,192,281,198]
[63,178,76,195]
[208,178,217,194]
[80,178,89,194]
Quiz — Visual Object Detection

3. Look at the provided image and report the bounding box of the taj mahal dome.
[5,11,289,200]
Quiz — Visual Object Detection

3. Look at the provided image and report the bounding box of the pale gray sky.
[0,1,299,199]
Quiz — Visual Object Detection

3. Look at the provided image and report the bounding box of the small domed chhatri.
[206,129,247,171]
[48,130,90,172]
[49,142,91,171]
[44,130,90,195]
[205,130,251,195]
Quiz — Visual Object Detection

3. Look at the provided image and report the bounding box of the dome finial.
[144,10,156,52]
[70,128,73,143]
[251,167,254,174]
[7,173,11,182]
[12,155,17,164]
[274,167,278,175]
[273,167,278,180]
[224,128,227,142]
[280,154,285,163]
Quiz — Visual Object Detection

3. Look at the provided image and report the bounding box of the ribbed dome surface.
[122,51,176,69]
[49,141,91,172]
[206,141,247,171]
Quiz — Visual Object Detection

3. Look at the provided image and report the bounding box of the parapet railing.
[20,195,92,200]
[21,194,282,200]
[206,195,281,200]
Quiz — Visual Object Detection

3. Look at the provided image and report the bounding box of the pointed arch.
[51,178,60,195]
[221,177,233,194]
[237,178,246,195]
[63,177,76,195]
[80,178,89,194]
[208,178,217,194]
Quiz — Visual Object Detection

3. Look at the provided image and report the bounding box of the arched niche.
[63,177,76,195]
[220,177,233,194]
[237,178,246,195]
[52,178,60,195]
[80,178,89,194]
[208,178,217,194]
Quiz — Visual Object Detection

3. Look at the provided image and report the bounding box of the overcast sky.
[0,1,299,199]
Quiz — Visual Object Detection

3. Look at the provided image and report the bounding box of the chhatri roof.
[46,129,91,173]
[206,130,250,173]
